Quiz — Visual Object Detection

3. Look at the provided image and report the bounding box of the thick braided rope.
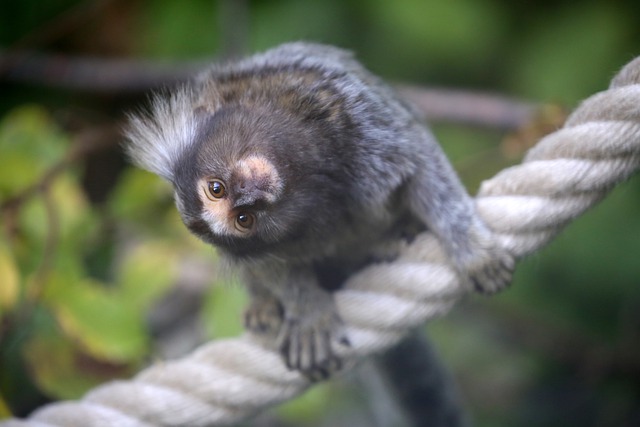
[4,57,640,427]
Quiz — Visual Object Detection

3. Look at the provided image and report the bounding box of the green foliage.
[109,168,173,225]
[363,0,507,78]
[202,280,246,339]
[251,0,352,50]
[277,382,336,424]
[0,242,19,311]
[0,106,187,402]
[508,3,634,104]
[135,0,220,58]
[22,313,133,400]
[0,106,67,199]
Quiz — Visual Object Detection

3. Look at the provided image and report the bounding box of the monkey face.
[130,95,360,262]
[168,108,319,260]
[194,154,283,238]
[172,147,293,259]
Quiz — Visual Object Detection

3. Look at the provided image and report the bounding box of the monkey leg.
[243,280,284,335]
[407,144,515,294]
[453,217,515,294]
[274,267,350,380]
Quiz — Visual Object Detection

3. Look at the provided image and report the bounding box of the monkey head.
[127,93,354,262]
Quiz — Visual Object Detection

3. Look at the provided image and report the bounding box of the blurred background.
[1,0,639,426]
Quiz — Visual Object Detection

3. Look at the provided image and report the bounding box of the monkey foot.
[244,295,284,335]
[465,248,515,295]
[276,311,350,381]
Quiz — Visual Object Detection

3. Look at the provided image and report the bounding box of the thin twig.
[27,188,60,303]
[0,51,206,93]
[397,85,537,130]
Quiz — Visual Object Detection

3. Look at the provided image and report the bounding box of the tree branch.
[0,50,539,130]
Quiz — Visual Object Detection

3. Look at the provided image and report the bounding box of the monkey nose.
[233,192,267,210]
[233,182,266,209]
[232,174,278,208]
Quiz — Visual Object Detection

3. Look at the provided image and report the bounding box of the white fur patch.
[125,86,201,182]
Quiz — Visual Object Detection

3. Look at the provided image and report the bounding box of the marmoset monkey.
[126,42,513,378]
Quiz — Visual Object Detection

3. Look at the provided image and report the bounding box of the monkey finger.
[276,318,293,350]
[243,310,262,332]
[500,255,516,273]
[313,329,330,367]
[336,330,351,347]
[287,325,301,371]
[299,329,315,372]
[276,320,296,370]
[306,365,330,382]
[326,355,342,374]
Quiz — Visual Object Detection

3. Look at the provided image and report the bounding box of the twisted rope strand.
[4,56,640,427]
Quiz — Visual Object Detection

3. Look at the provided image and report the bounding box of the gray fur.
[126,42,514,377]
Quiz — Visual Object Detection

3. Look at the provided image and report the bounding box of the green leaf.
[117,240,177,307]
[202,280,246,339]
[0,105,68,199]
[0,394,12,418]
[14,174,95,283]
[0,242,19,312]
[109,168,173,224]
[49,174,96,248]
[23,330,133,400]
[43,273,149,362]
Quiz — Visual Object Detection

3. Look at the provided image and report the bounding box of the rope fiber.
[3,56,640,427]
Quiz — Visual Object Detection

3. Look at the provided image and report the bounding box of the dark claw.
[276,315,346,380]
[307,366,330,382]
[339,335,351,347]
[471,276,486,293]
[467,250,515,295]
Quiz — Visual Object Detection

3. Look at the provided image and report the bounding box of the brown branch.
[27,189,60,303]
[0,50,541,129]
[397,85,537,130]
[0,51,206,93]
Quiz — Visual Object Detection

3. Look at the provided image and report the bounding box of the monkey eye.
[235,212,255,232]
[206,180,226,200]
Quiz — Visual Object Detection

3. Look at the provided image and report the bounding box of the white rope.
[4,56,640,427]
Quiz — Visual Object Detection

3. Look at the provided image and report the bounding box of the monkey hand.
[276,290,350,381]
[457,222,515,294]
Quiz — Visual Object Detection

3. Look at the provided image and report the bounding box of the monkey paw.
[463,246,515,295]
[244,295,284,335]
[276,309,350,381]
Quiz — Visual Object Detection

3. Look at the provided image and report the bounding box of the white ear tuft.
[124,85,200,182]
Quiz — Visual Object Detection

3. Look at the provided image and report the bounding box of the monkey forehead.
[234,155,283,200]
